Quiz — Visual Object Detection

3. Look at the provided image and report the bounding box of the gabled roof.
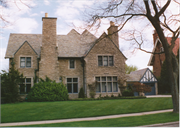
[126,68,148,82]
[148,37,179,66]
[126,68,157,83]
[84,32,127,60]
[5,29,97,58]
[5,34,42,58]
[14,41,38,56]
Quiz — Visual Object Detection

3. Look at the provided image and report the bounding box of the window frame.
[69,59,75,69]
[98,56,114,67]
[66,77,78,93]
[19,78,32,94]
[95,76,118,93]
[20,57,32,68]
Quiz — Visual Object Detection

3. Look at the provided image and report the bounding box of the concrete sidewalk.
[139,121,179,127]
[146,95,172,98]
[0,109,173,127]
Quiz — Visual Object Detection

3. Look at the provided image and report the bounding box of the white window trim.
[19,56,33,68]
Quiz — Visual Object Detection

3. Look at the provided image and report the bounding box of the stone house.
[148,30,179,78]
[5,14,127,99]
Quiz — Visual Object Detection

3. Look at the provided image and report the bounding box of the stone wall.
[59,58,83,99]
[13,41,38,79]
[84,35,126,98]
[39,17,59,81]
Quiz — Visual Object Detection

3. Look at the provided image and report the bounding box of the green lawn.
[19,112,179,127]
[1,98,173,123]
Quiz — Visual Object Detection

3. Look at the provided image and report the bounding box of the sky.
[0,0,179,71]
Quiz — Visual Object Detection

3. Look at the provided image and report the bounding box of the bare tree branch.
[156,0,171,17]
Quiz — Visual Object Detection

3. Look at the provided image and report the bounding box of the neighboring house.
[126,68,158,96]
[5,14,127,99]
[148,30,179,78]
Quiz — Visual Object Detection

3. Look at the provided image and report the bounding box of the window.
[19,78,32,94]
[67,78,78,93]
[20,57,31,68]
[95,76,118,93]
[98,56,114,66]
[69,59,75,69]
[98,56,103,66]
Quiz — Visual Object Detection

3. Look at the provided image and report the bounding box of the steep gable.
[148,37,179,66]
[126,68,157,82]
[5,34,41,58]
[84,32,127,59]
[14,41,38,56]
[57,29,97,57]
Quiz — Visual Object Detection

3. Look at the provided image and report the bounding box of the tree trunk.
[147,16,179,113]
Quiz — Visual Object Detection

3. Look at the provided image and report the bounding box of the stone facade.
[5,14,127,99]
[39,17,59,81]
[59,58,83,99]
[84,33,126,98]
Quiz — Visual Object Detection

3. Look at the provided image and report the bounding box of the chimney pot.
[45,13,48,17]
[110,21,115,26]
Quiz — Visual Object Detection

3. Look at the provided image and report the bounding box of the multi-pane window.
[20,57,31,68]
[19,78,32,94]
[67,78,78,93]
[69,59,75,69]
[98,56,114,66]
[95,76,118,92]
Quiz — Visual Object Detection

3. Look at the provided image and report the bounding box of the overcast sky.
[0,0,178,71]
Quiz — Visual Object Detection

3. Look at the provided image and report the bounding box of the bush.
[1,63,24,103]
[27,81,68,102]
[78,88,85,98]
[122,90,134,96]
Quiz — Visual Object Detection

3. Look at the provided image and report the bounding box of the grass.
[1,98,173,123]
[17,112,179,127]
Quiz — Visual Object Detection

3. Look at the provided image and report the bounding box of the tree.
[0,0,31,28]
[1,62,24,103]
[133,82,152,96]
[125,64,138,74]
[85,0,179,113]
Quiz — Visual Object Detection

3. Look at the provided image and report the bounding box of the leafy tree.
[125,64,138,74]
[133,82,152,96]
[1,63,24,103]
[85,0,179,113]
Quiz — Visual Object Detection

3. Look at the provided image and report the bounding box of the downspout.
[34,58,40,83]
[81,57,85,95]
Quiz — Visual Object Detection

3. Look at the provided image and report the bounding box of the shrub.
[78,88,85,98]
[27,81,68,102]
[122,89,134,96]
[1,63,24,103]
[111,94,114,97]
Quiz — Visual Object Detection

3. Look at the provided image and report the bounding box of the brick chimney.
[39,13,59,81]
[107,21,119,48]
[153,30,159,45]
